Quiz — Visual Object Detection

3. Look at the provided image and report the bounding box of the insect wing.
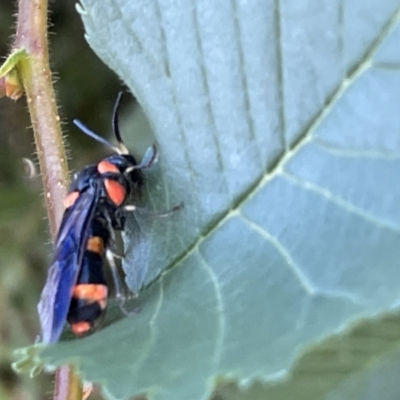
[37,188,99,344]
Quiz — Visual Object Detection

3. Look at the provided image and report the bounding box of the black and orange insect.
[38,92,156,344]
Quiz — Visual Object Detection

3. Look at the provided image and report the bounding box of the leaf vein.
[197,250,226,371]
[231,0,263,169]
[281,172,400,234]
[372,62,400,72]
[313,138,400,160]
[238,212,316,294]
[153,0,203,227]
[153,0,170,77]
[192,0,231,199]
[129,280,164,375]
[313,288,366,306]
[274,0,287,149]
[113,0,162,74]
[337,0,344,61]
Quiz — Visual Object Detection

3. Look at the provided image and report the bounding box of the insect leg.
[105,249,125,301]
[105,249,136,316]
[102,209,125,257]
[125,202,183,217]
[103,209,137,314]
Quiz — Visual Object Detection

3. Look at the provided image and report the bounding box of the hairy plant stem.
[15,0,69,238]
[14,0,82,399]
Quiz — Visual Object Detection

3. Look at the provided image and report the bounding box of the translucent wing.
[37,187,99,344]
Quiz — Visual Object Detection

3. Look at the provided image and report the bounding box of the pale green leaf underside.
[43,1,400,400]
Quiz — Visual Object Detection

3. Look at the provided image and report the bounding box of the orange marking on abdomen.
[104,179,126,206]
[70,321,92,336]
[63,191,79,209]
[72,284,108,304]
[86,236,105,254]
[97,160,119,174]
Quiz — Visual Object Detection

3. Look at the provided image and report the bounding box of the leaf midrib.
[142,6,400,296]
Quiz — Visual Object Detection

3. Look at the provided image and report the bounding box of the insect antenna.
[73,119,122,154]
[112,91,130,155]
[73,91,131,155]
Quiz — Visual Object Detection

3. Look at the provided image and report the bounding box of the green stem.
[14,0,69,239]
[13,0,82,399]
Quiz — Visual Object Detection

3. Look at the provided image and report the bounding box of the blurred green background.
[0,2,138,399]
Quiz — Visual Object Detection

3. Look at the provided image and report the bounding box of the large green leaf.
[42,1,400,399]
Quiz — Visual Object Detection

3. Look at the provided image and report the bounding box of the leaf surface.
[43,2,400,399]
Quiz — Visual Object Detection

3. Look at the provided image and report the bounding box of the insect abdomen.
[67,229,108,336]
